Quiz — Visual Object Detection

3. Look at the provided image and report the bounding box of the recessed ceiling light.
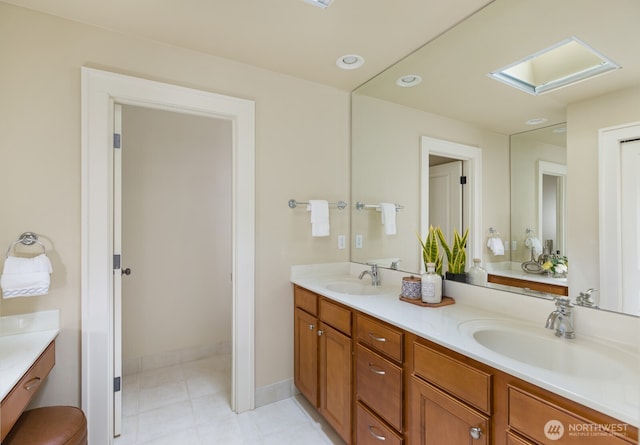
[304,0,333,9]
[396,75,422,87]
[336,54,364,70]
[525,118,548,125]
[488,36,620,95]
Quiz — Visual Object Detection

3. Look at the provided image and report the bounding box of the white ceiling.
[1,0,493,91]
[357,0,640,134]
[5,0,638,135]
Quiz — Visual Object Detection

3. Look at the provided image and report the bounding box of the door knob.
[121,268,131,276]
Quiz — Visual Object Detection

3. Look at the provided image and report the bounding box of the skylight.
[304,0,333,8]
[488,37,620,95]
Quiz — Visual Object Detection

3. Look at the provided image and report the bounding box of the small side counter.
[0,310,59,440]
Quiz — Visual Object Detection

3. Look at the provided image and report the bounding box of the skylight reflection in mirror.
[489,37,620,95]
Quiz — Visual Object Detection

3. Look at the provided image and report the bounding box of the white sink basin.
[325,280,381,296]
[459,319,639,380]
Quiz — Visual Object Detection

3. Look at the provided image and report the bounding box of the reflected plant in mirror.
[350,0,640,316]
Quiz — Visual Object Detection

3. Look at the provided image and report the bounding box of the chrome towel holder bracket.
[5,232,47,258]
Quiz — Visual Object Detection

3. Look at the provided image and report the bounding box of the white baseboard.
[123,341,231,376]
[255,379,299,408]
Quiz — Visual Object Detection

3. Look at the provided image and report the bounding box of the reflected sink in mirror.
[458,319,639,380]
[325,280,381,296]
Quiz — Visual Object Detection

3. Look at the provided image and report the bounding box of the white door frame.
[420,136,483,271]
[599,121,640,313]
[81,67,255,445]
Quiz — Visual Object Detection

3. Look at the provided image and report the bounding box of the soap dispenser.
[466,258,488,286]
[421,262,442,304]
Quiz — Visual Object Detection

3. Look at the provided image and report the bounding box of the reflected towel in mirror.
[525,237,542,256]
[380,203,397,235]
[487,237,504,255]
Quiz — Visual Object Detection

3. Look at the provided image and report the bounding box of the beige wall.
[352,94,510,273]
[0,3,350,406]
[121,105,232,366]
[566,84,640,296]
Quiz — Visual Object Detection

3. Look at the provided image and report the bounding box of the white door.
[112,104,123,437]
[429,160,463,239]
[621,140,640,315]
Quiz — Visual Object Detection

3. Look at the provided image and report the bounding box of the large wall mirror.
[351,0,640,316]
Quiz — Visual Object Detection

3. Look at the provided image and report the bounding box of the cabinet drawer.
[508,386,634,444]
[1,341,55,440]
[506,430,535,445]
[294,285,318,316]
[356,313,403,362]
[357,402,403,445]
[413,341,491,414]
[319,298,351,336]
[356,344,403,431]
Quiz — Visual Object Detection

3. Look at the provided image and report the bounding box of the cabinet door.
[319,322,352,444]
[294,308,318,406]
[409,377,489,445]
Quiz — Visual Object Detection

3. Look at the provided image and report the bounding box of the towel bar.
[288,199,348,210]
[5,232,46,258]
[355,201,403,211]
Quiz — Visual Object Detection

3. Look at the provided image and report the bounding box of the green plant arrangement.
[417,225,443,276]
[436,227,469,275]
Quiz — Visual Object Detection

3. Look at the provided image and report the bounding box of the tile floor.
[114,355,345,445]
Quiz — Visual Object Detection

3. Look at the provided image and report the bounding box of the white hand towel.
[379,203,397,235]
[307,200,330,237]
[486,237,504,255]
[525,237,542,256]
[1,254,53,298]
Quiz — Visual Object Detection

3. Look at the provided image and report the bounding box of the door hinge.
[114,376,121,392]
[460,175,467,185]
[114,133,121,149]
[113,254,121,270]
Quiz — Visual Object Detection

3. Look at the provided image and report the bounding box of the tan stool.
[3,406,87,445]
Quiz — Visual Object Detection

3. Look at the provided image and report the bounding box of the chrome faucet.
[545,297,575,339]
[576,288,599,308]
[359,264,381,286]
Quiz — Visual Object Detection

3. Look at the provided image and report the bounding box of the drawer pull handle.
[469,427,482,440]
[24,377,41,391]
[368,363,386,375]
[368,425,386,441]
[368,332,386,342]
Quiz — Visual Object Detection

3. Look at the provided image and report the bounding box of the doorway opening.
[81,68,255,445]
[116,104,233,439]
[420,136,482,272]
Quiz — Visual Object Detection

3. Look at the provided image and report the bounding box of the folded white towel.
[1,254,53,298]
[379,203,397,235]
[307,200,330,237]
[486,237,504,255]
[525,237,543,256]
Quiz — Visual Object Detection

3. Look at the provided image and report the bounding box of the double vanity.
[291,263,638,444]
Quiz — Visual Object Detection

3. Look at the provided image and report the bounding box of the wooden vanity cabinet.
[1,341,55,441]
[355,313,404,443]
[293,285,353,444]
[407,333,493,445]
[294,285,638,445]
[503,382,637,445]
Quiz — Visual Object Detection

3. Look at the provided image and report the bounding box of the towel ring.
[5,232,47,258]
